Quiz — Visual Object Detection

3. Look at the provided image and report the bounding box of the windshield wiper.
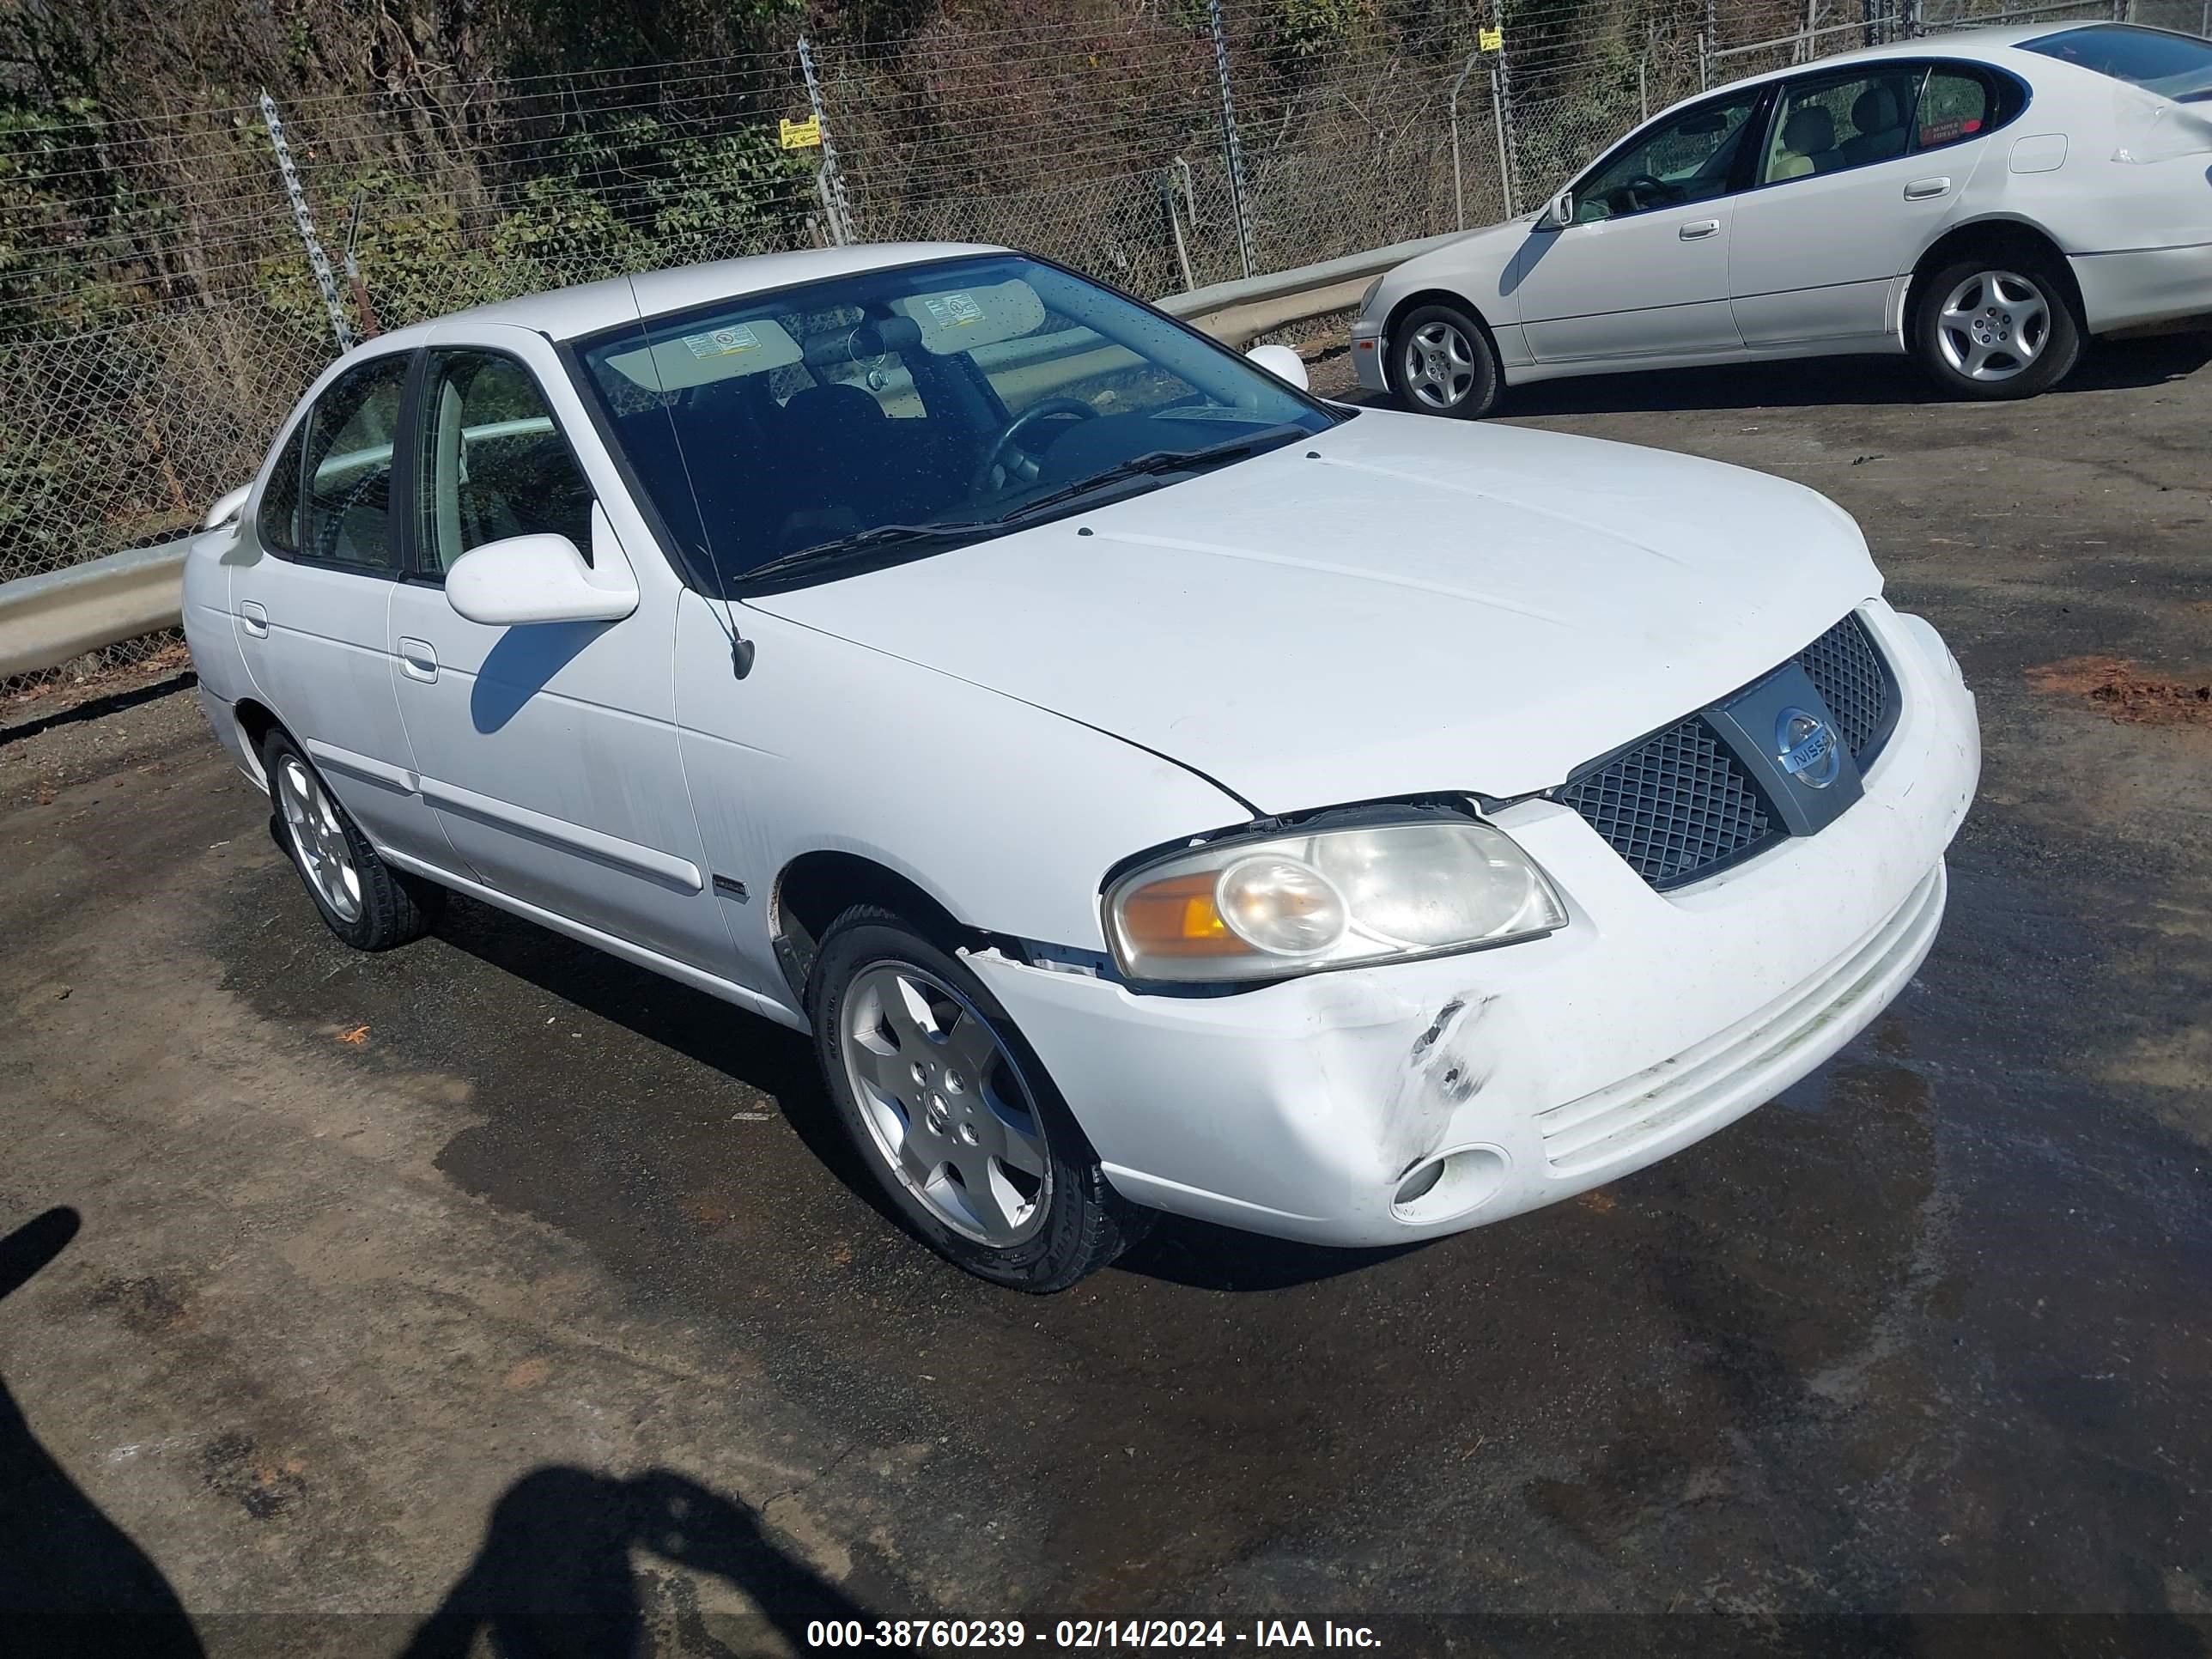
[738,519,1001,586]
[1000,422,1312,520]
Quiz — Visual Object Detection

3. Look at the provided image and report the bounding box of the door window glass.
[1573,91,1763,222]
[416,350,597,576]
[1914,70,1992,152]
[1761,69,1929,183]
[301,354,412,569]
[258,419,307,555]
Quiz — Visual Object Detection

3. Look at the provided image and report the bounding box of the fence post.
[1490,0,1520,218]
[1206,0,1256,280]
[797,37,855,247]
[1449,51,1483,232]
[258,91,356,353]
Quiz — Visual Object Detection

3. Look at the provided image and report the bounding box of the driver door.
[1511,86,1769,366]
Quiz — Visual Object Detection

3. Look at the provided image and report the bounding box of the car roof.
[372,240,1008,349]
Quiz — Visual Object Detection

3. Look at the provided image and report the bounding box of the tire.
[1911,252,2081,400]
[262,729,442,951]
[808,904,1152,1291]
[1388,302,1502,418]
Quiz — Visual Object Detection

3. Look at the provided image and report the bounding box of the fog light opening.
[1395,1160,1446,1206]
[1391,1145,1510,1224]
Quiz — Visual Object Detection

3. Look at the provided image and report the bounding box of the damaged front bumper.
[968,600,1979,1248]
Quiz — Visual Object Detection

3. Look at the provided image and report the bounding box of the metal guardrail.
[0,231,1467,680]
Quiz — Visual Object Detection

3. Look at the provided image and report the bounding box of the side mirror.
[201,484,251,531]
[1244,342,1310,391]
[1537,191,1576,231]
[447,532,639,627]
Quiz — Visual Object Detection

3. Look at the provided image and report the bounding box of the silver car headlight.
[1358,276,1384,317]
[1105,815,1567,983]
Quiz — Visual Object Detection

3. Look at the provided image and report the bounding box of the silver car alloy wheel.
[1401,319,1478,410]
[276,754,362,923]
[839,962,1052,1246]
[1936,269,2050,383]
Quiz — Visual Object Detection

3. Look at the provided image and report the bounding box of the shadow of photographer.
[401,1464,873,1659]
[0,1206,206,1658]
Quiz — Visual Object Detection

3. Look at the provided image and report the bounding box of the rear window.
[2020,25,2212,100]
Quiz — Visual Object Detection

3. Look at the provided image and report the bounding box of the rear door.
[1510,84,1768,364]
[229,349,451,870]
[1729,62,1998,348]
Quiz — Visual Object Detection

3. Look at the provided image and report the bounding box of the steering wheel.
[1622,172,1684,210]
[972,397,1099,495]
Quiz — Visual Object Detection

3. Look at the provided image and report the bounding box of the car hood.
[744,408,1882,814]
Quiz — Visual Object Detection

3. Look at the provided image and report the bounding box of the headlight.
[1358,276,1384,316]
[1105,816,1567,983]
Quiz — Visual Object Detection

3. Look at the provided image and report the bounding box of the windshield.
[2020,24,2212,100]
[573,252,1337,591]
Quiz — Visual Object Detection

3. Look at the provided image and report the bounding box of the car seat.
[1769,106,1838,180]
[772,382,896,551]
[1839,85,1911,167]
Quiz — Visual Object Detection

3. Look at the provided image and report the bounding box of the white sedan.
[1354,21,2212,412]
[181,243,1978,1290]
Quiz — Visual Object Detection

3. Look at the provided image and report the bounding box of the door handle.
[1904,177,1953,200]
[1679,219,1722,240]
[397,637,439,684]
[238,600,269,638]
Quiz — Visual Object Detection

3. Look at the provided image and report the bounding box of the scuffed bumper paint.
[970,599,1979,1248]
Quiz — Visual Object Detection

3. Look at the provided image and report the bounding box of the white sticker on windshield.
[684,324,762,358]
[921,292,985,329]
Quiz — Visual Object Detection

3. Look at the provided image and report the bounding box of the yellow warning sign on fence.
[779,116,823,149]
[1479,26,1503,50]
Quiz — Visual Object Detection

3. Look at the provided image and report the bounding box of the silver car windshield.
[573,252,1336,592]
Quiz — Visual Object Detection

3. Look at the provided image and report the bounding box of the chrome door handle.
[239,600,269,638]
[397,637,439,683]
[1679,219,1722,240]
[1904,177,1953,200]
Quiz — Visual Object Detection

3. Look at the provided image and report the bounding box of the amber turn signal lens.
[1115,871,1251,957]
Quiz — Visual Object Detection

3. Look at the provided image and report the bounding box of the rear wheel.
[263,730,441,951]
[1912,253,2081,399]
[1389,302,1502,418]
[809,905,1151,1291]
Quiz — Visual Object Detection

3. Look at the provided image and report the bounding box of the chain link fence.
[3,0,2203,705]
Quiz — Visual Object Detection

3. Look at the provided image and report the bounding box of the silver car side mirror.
[447,532,640,627]
[1539,191,1575,231]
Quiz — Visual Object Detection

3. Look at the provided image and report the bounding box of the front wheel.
[1389,302,1502,418]
[263,729,441,951]
[1911,255,2081,399]
[809,905,1152,1291]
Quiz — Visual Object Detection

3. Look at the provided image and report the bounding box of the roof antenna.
[623,274,756,680]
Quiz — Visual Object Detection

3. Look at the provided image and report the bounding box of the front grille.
[1558,611,1899,890]
[1796,613,1893,763]
[1556,718,1779,889]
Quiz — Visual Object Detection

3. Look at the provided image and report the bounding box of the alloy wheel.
[1401,320,1478,410]
[839,963,1051,1246]
[1936,269,2051,383]
[276,755,362,923]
